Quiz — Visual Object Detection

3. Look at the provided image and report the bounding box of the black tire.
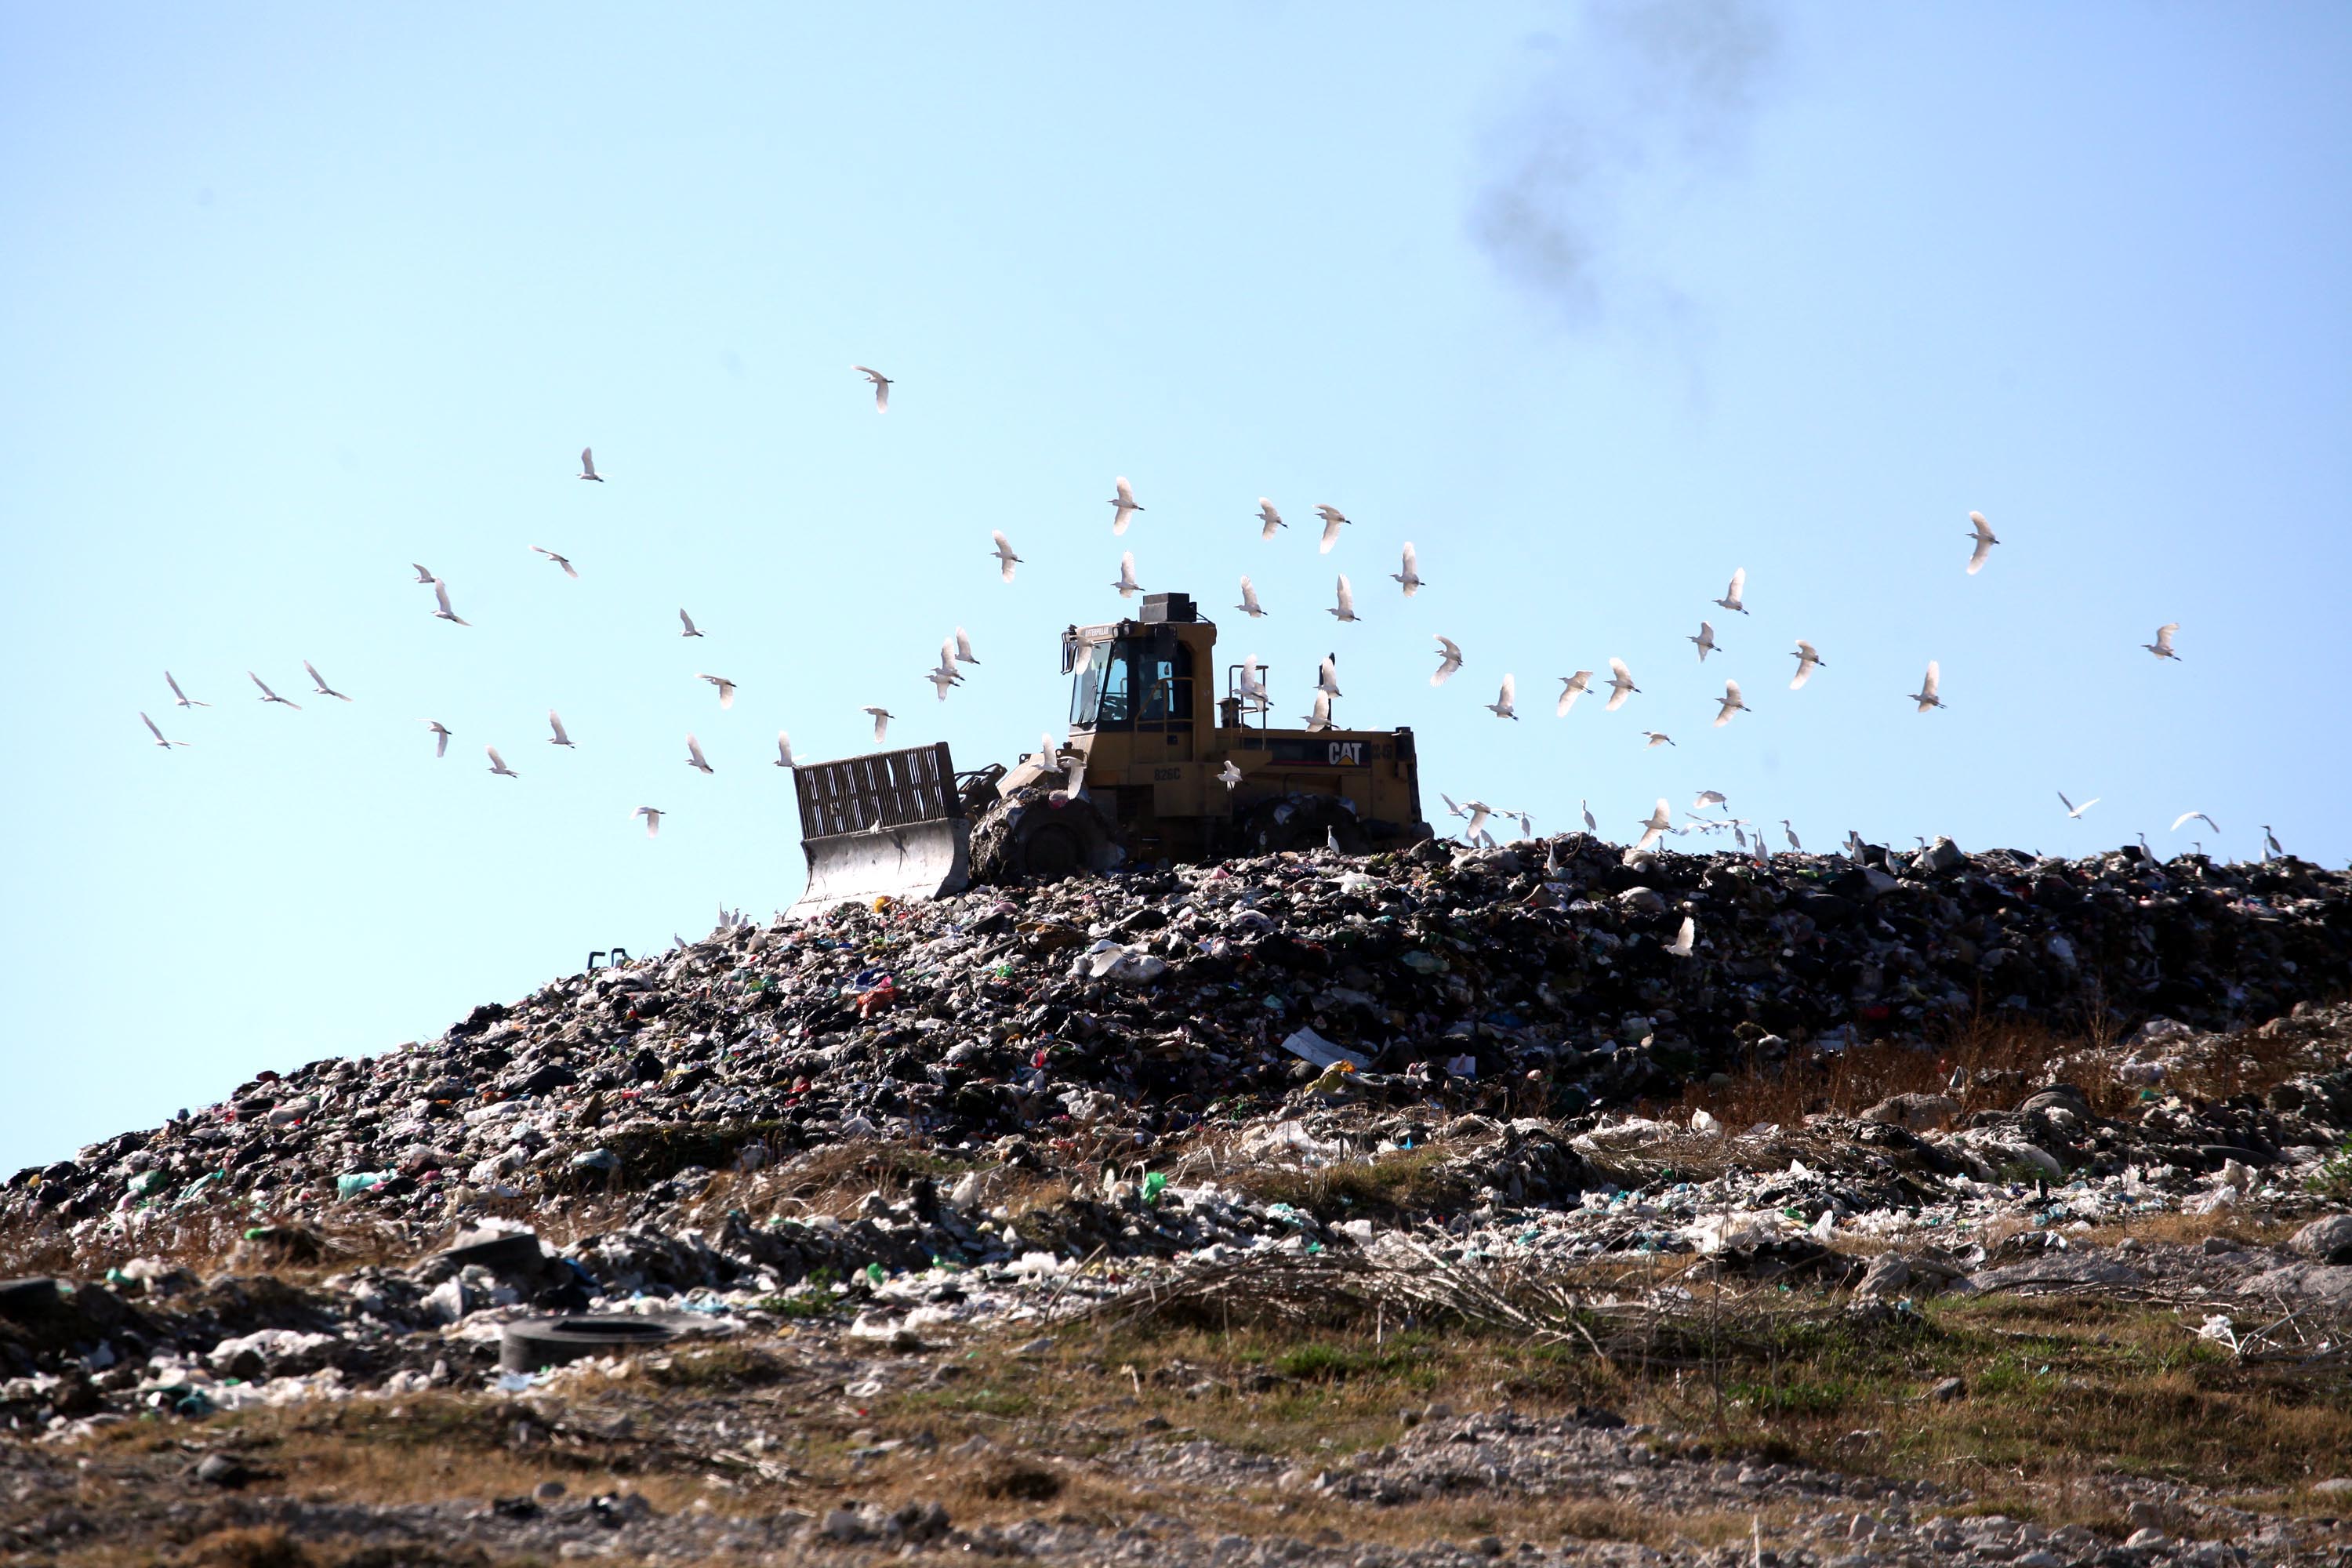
[499,1314,682,1373]
[1239,793,1367,856]
[437,1232,548,1279]
[1016,820,1084,880]
[971,796,1116,886]
[0,1279,60,1319]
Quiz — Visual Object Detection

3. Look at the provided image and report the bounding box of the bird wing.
[166,673,188,702]
[1116,477,1135,505]
[1240,575,1260,611]
[1967,535,1993,574]
[434,579,455,615]
[679,608,697,633]
[1922,661,1940,698]
[1258,500,1282,539]
[432,724,448,757]
[688,734,710,768]
[1970,510,1994,541]
[487,746,506,771]
[141,712,165,742]
[580,447,597,477]
[1498,673,1515,706]
[1320,511,1342,553]
[992,529,1012,554]
[1335,575,1354,613]
[303,660,325,689]
[1400,542,1417,575]
[776,731,793,766]
[956,628,975,660]
[2057,790,2075,813]
[1610,657,1632,684]
[1726,568,1745,601]
[1436,634,1461,660]
[2155,622,2179,652]
[412,563,433,582]
[549,711,569,743]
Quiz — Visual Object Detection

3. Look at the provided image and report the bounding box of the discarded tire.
[499,1314,681,1373]
[437,1232,546,1277]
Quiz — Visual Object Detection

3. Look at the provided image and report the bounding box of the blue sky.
[3,4,2347,1171]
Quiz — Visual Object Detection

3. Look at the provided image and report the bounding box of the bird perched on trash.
[1664,916,1696,958]
[487,746,519,778]
[1108,476,1143,534]
[1236,575,1267,618]
[1486,674,1519,720]
[1112,550,1142,598]
[864,706,893,744]
[1965,510,1998,574]
[633,806,664,837]
[2143,622,2182,661]
[1581,799,1599,834]
[989,531,1022,583]
[547,710,575,748]
[1640,731,1675,749]
[852,365,892,411]
[165,672,209,708]
[1314,504,1349,553]
[1432,635,1464,686]
[1711,679,1749,728]
[578,447,603,482]
[249,672,301,710]
[1556,670,1592,715]
[1605,658,1639,712]
[1781,819,1802,851]
[430,579,469,626]
[684,733,714,774]
[419,719,451,757]
[679,608,705,637]
[1257,499,1285,540]
[1908,661,1944,712]
[1218,760,1243,790]
[530,545,579,579]
[773,731,795,768]
[140,713,189,750]
[1392,543,1424,597]
[2057,790,2100,819]
[2172,810,2219,834]
[1328,575,1359,622]
[1634,800,1672,852]
[1689,621,1719,661]
[1713,568,1748,615]
[303,661,352,702]
[697,674,739,710]
[2263,825,2283,859]
[1790,641,1825,689]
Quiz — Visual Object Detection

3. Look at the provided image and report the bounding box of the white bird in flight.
[1635,800,1672,852]
[1446,797,1493,840]
[1714,568,1748,615]
[1965,511,1998,575]
[1790,641,1826,690]
[697,674,739,710]
[1556,670,1592,716]
[927,666,957,702]
[2057,790,2100,819]
[249,672,301,710]
[1316,654,1342,699]
[2171,811,2219,833]
[1236,575,1267,619]
[1112,551,1142,598]
[1908,661,1944,713]
[2143,622,2181,661]
[303,661,352,702]
[1605,658,1639,712]
[1640,731,1675,749]
[773,731,795,768]
[1218,760,1243,790]
[954,627,980,666]
[1108,477,1144,535]
[411,563,435,584]
[1392,543,1423,597]
[1301,691,1334,732]
[140,712,189,750]
[430,579,470,626]
[1314,504,1349,554]
[852,365,892,412]
[685,733,714,774]
[931,639,964,687]
[990,531,1022,583]
[1664,916,1696,959]
[1689,621,1719,661]
[578,447,602,482]
[1432,635,1465,687]
[547,710,574,747]
[1712,679,1749,728]
[1695,789,1728,810]
[1486,673,1519,720]
[530,545,578,579]
[420,720,451,758]
[633,806,664,837]
[1257,499,1285,540]
[487,746,519,779]
[865,706,893,745]
[1328,575,1359,622]
[679,608,704,637]
[165,672,209,708]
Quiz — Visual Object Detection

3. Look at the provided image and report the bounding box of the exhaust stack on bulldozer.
[788,590,1431,917]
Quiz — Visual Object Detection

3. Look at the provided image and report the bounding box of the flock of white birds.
[135,371,2283,876]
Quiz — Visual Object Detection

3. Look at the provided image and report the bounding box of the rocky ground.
[4,837,2351,1566]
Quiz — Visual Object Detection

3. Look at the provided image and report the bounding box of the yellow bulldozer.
[788,591,1432,916]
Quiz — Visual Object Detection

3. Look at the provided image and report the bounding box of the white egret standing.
[1581,799,1599,833]
[1108,477,1143,535]
[1781,819,1802,851]
[1432,635,1464,686]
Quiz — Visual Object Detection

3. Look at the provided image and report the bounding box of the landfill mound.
[7,837,2352,1566]
[13,836,2347,1234]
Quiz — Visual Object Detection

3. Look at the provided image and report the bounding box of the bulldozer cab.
[1063,593,1210,754]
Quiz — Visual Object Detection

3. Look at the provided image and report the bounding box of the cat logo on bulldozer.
[1328,741,1364,764]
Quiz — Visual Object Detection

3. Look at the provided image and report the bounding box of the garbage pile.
[9,837,2350,1239]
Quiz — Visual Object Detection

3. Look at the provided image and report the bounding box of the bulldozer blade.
[788,742,972,919]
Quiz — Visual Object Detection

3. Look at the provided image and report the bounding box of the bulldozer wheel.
[1016,821,1083,880]
[1238,793,1367,856]
[971,795,1116,886]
